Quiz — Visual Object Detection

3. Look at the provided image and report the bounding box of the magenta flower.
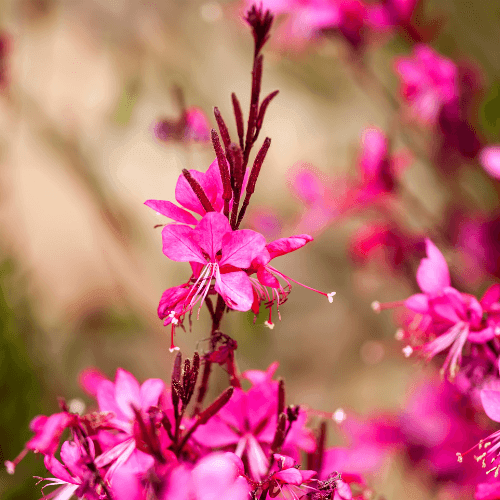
[40,440,99,500]
[348,222,418,271]
[162,452,250,500]
[261,454,316,499]
[402,375,485,485]
[91,369,166,479]
[192,363,315,480]
[374,239,500,377]
[5,412,74,474]
[395,45,458,125]
[160,211,266,348]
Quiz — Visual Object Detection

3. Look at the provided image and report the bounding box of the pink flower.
[5,412,75,474]
[395,45,459,125]
[40,440,99,500]
[261,454,316,499]
[154,106,210,144]
[162,452,250,500]
[480,146,500,180]
[91,369,166,479]
[193,363,315,480]
[160,211,266,347]
[374,239,500,377]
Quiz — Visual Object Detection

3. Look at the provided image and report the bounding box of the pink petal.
[245,435,269,480]
[359,127,388,180]
[97,380,127,421]
[266,234,313,260]
[193,212,231,261]
[215,269,254,311]
[144,199,198,225]
[60,441,85,478]
[175,166,219,216]
[476,481,500,500]
[416,239,450,295]
[114,369,141,421]
[257,266,280,287]
[481,284,500,309]
[468,326,495,343]
[300,470,317,481]
[184,106,211,142]
[404,293,429,313]
[140,379,165,412]
[43,454,75,484]
[220,230,267,268]
[27,413,71,455]
[78,367,108,398]
[273,468,303,485]
[109,465,145,500]
[162,224,206,264]
[481,390,500,422]
[480,146,500,180]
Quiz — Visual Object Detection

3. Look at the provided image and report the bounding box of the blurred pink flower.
[154,106,211,144]
[395,45,459,125]
[375,239,500,378]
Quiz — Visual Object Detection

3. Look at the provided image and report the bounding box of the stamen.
[456,452,463,463]
[4,448,28,475]
[372,300,405,312]
[395,329,404,340]
[266,265,334,301]
[169,323,180,353]
[264,320,274,329]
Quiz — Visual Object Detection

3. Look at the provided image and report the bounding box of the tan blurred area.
[0,0,499,498]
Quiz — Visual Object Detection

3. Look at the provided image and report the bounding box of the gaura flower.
[374,239,500,378]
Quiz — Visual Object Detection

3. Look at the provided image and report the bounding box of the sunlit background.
[1,0,500,498]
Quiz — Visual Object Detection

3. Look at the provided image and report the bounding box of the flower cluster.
[6,360,372,500]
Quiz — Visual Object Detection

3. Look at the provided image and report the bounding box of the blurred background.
[0,0,500,498]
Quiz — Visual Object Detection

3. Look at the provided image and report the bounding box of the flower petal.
[404,293,429,313]
[115,369,141,421]
[215,269,254,312]
[220,230,267,268]
[144,200,198,225]
[162,224,206,263]
[266,234,313,260]
[192,212,231,261]
[416,239,450,295]
[481,390,500,422]
[140,379,165,412]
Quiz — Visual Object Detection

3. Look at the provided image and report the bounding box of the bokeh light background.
[1,0,500,498]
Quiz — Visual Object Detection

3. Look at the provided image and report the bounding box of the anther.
[327,292,336,303]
